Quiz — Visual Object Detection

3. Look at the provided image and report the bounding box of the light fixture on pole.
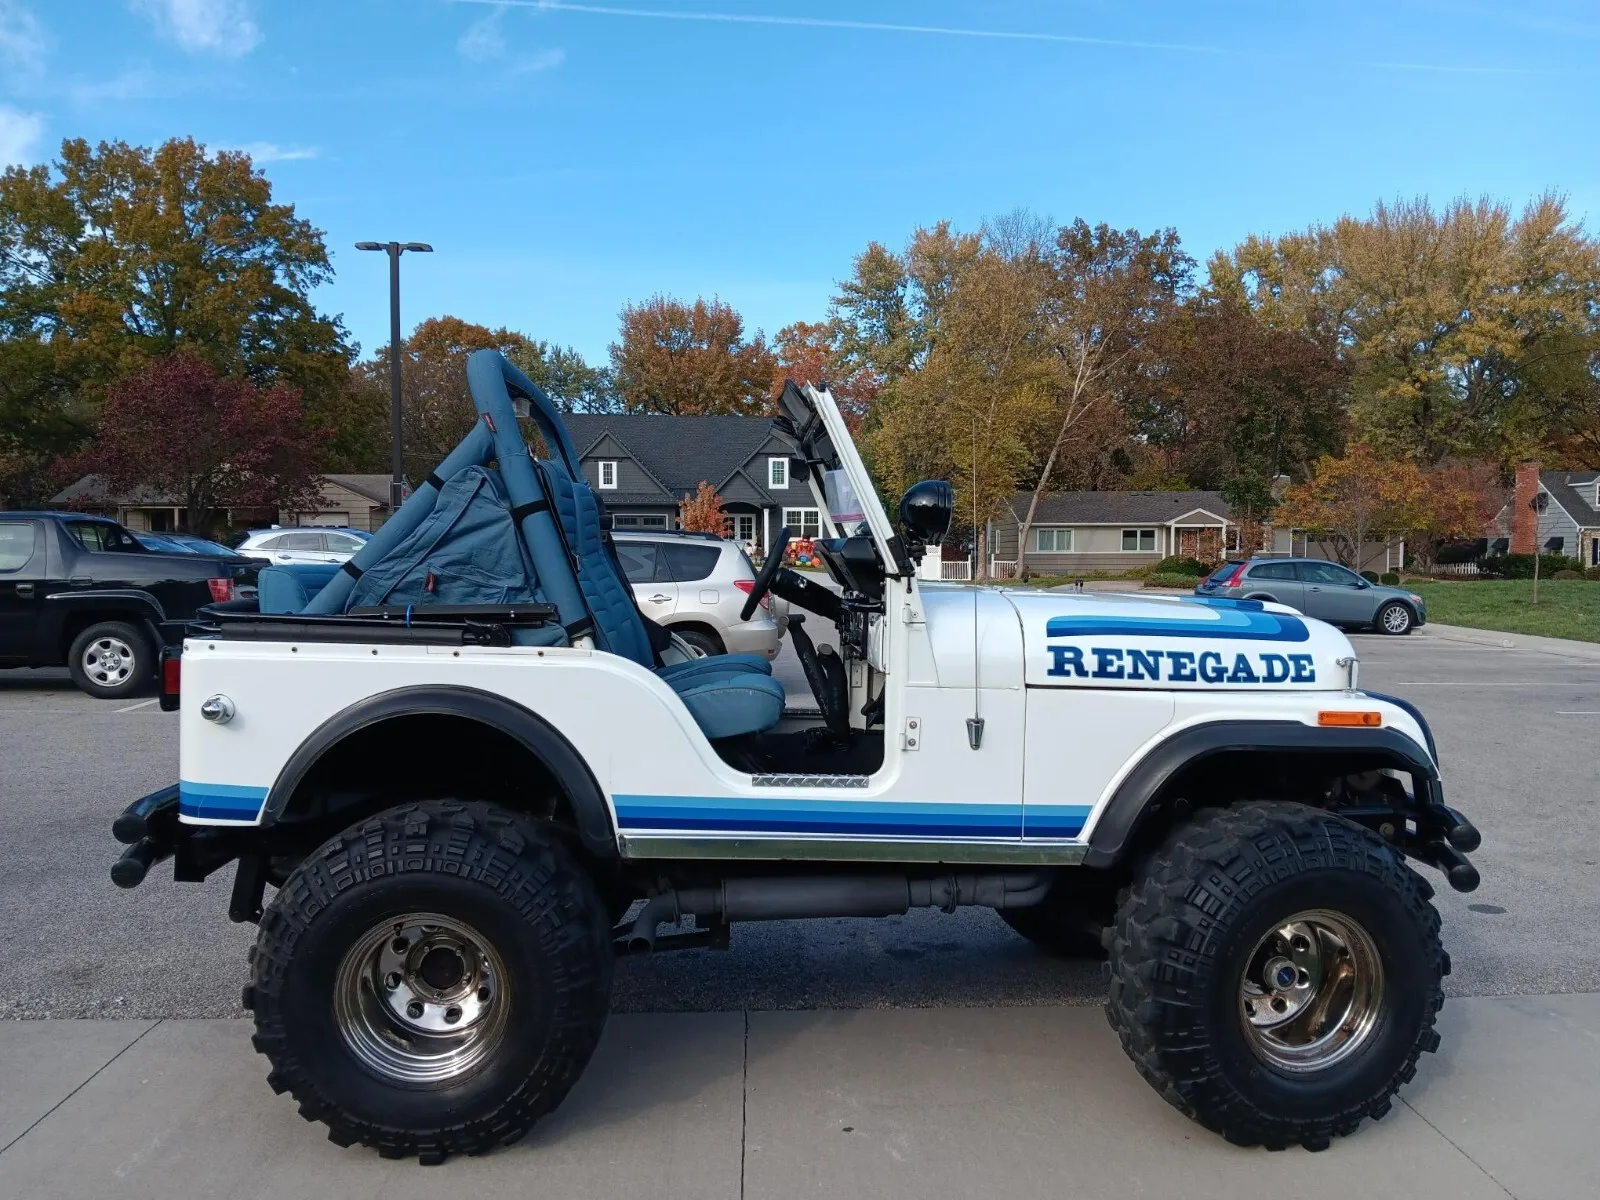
[356,241,433,510]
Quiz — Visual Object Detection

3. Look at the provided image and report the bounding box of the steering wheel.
[741,527,791,621]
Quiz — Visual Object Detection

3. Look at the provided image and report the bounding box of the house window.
[597,461,618,490]
[783,507,821,538]
[1033,528,1074,553]
[1121,528,1157,552]
[768,457,788,489]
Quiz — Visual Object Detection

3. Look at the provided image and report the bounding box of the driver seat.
[536,461,784,740]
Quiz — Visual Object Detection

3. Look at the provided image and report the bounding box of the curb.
[1416,622,1600,663]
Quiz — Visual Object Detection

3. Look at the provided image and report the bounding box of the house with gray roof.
[562,414,812,548]
[1493,466,1600,566]
[50,473,395,533]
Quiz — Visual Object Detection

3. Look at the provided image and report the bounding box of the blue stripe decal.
[614,795,1090,840]
[1045,606,1309,643]
[179,781,268,821]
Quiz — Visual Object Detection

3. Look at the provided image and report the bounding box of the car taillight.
[733,579,771,611]
[207,576,233,603]
[159,648,181,712]
[1221,563,1249,587]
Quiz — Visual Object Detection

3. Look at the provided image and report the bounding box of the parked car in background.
[1196,557,1427,634]
[613,530,784,658]
[236,527,371,566]
[133,532,260,601]
[0,512,257,698]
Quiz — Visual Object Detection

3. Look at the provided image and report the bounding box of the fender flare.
[1082,720,1439,868]
[260,685,618,860]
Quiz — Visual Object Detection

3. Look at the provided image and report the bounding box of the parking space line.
[1555,711,1600,715]
[115,699,159,713]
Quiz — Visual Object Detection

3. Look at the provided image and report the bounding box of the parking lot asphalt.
[1,628,1597,1019]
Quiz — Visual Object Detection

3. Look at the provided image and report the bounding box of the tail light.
[733,579,771,612]
[1219,562,1248,588]
[207,576,234,603]
[159,647,182,712]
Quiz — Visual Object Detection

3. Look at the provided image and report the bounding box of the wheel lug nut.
[444,1006,463,1024]
[384,972,401,990]
[406,1001,424,1019]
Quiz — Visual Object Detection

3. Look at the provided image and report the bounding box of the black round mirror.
[899,480,954,547]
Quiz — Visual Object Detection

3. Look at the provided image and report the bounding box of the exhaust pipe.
[625,872,1054,952]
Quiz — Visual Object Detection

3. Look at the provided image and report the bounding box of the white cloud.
[0,0,47,73]
[0,104,45,167]
[228,141,319,163]
[458,5,507,60]
[514,47,563,72]
[132,0,260,58]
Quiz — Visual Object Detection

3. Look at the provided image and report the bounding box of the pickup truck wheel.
[246,800,613,1162]
[1104,802,1446,1151]
[67,621,151,699]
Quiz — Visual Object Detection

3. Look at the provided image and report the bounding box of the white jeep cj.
[111,351,1481,1161]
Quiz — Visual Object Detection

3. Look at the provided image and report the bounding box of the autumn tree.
[770,320,878,430]
[0,137,358,494]
[1014,220,1193,579]
[1277,445,1439,567]
[610,296,775,416]
[1212,194,1600,464]
[507,340,616,413]
[67,354,324,535]
[677,480,728,535]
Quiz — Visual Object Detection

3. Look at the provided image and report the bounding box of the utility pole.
[355,240,433,510]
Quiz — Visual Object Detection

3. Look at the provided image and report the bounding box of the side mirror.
[899,480,953,549]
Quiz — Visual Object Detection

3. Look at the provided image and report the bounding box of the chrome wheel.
[1239,909,1384,1073]
[333,913,510,1086]
[1379,604,1411,634]
[82,636,136,688]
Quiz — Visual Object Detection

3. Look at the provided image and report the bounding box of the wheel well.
[272,713,606,864]
[60,611,152,658]
[1106,747,1425,864]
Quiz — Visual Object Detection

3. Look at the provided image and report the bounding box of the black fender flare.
[1082,720,1439,868]
[260,685,618,860]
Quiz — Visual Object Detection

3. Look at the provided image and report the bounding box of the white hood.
[999,588,1356,691]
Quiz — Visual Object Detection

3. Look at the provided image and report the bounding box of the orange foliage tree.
[677,480,728,535]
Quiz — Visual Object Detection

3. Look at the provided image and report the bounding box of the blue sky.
[2,1,1596,364]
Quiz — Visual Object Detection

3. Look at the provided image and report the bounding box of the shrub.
[1144,572,1204,589]
[1435,539,1487,565]
[1379,572,1400,586]
[1488,553,1582,579]
[1359,570,1380,583]
[1553,569,1583,580]
[1586,568,1600,582]
[1153,555,1209,577]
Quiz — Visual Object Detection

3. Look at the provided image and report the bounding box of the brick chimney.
[1511,460,1541,554]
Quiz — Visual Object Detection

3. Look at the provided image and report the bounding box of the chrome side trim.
[617,834,1090,866]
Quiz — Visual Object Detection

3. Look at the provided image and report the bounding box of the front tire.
[246,800,613,1162]
[1375,601,1414,635]
[67,620,151,699]
[1105,803,1446,1150]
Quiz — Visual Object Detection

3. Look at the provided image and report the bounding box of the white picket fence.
[989,560,1019,580]
[940,560,973,581]
[1432,562,1481,578]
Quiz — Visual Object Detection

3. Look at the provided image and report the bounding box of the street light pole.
[356,240,433,510]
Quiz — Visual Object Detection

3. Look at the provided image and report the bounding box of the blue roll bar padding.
[301,420,497,614]
[463,350,588,634]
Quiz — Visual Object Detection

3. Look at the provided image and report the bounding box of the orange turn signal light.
[1318,711,1382,727]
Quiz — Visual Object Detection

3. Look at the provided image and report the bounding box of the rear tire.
[1104,802,1446,1150]
[246,800,613,1162]
[676,628,723,657]
[67,620,151,699]
[1375,602,1413,635]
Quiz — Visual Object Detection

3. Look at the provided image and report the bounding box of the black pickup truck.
[0,512,258,698]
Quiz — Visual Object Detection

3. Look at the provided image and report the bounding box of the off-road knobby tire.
[998,871,1119,958]
[245,800,614,1163]
[1104,802,1447,1151]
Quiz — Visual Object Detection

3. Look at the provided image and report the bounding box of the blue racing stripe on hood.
[1045,606,1309,642]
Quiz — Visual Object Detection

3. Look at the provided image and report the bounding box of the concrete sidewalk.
[2,994,1595,1199]
[1418,621,1600,662]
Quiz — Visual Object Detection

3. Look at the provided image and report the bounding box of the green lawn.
[1409,579,1600,643]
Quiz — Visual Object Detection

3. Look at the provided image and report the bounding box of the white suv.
[612,530,783,659]
[236,527,371,566]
